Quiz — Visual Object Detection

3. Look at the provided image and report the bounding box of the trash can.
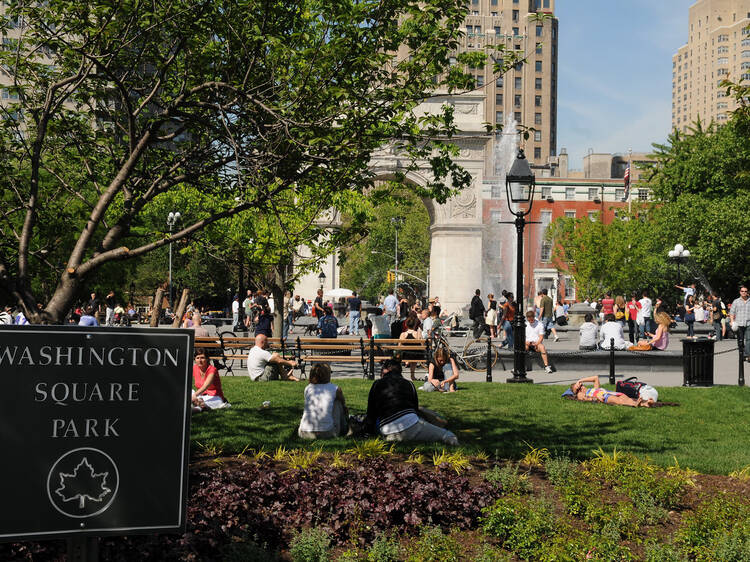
[682,337,715,386]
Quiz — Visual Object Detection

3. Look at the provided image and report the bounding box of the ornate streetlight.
[391,217,404,293]
[166,211,181,307]
[668,244,690,285]
[318,271,326,290]
[505,149,536,384]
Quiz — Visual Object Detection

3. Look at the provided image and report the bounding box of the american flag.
[623,163,630,201]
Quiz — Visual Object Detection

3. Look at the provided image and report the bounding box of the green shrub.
[290,528,332,562]
[545,453,577,487]
[644,540,688,562]
[220,540,279,561]
[481,496,557,560]
[678,493,750,560]
[473,543,513,561]
[336,550,362,562]
[404,527,462,562]
[483,463,531,495]
[367,533,401,562]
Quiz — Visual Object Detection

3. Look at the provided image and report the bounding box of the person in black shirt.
[469,289,486,339]
[255,306,273,337]
[365,360,458,445]
[348,291,362,335]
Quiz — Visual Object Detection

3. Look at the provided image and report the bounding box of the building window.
[495,111,503,123]
[564,277,575,300]
[536,43,543,54]
[534,130,542,141]
[535,77,542,89]
[514,111,521,122]
[535,95,542,106]
[535,60,542,72]
[565,187,575,201]
[496,93,503,105]
[536,25,543,37]
[496,76,503,87]
[490,210,502,223]
[534,147,542,160]
[494,25,501,34]
[638,189,649,201]
[540,242,552,262]
[588,211,598,222]
[476,75,484,86]
[534,112,542,125]
[541,186,551,199]
[513,27,519,36]
[515,77,522,89]
[743,50,750,58]
[587,187,598,200]
[491,0,498,4]
[615,188,625,200]
[512,10,519,21]
[514,94,521,106]
[564,210,576,218]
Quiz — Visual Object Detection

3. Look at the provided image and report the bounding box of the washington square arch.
[295,93,524,315]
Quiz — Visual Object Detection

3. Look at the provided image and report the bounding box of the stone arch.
[370,166,485,315]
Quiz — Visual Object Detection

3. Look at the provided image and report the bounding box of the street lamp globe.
[674,243,684,255]
[668,250,677,258]
[505,148,536,211]
[682,250,690,257]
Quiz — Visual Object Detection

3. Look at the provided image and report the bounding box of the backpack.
[320,315,338,338]
[615,377,647,400]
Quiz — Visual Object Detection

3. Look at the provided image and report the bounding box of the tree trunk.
[271,265,285,338]
[150,288,164,327]
[171,288,190,328]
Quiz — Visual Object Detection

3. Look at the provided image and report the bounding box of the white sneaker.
[545,365,553,374]
[553,335,559,342]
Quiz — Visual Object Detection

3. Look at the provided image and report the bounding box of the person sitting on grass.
[568,375,654,407]
[423,347,459,392]
[192,347,230,412]
[634,311,672,351]
[365,359,458,446]
[297,363,349,439]
[247,333,299,381]
[525,309,554,374]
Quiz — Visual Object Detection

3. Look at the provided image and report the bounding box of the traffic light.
[386,271,394,283]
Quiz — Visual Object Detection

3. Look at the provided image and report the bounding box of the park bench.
[195,336,431,378]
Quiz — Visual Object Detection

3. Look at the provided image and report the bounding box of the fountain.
[481,116,519,299]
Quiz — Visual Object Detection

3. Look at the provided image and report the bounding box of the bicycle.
[428,313,504,372]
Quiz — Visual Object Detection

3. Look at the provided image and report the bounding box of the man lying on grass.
[569,375,654,407]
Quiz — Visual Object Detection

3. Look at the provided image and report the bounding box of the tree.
[1,0,528,322]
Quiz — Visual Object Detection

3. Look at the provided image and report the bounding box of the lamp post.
[166,211,181,307]
[390,217,404,293]
[504,149,536,384]
[318,271,326,290]
[667,244,690,285]
[129,282,135,305]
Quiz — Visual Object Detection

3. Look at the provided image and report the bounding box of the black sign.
[0,326,193,542]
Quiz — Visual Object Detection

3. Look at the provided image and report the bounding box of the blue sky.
[555,1,694,169]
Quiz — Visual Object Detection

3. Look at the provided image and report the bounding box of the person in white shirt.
[0,305,13,324]
[298,363,348,439]
[247,334,299,381]
[231,294,240,328]
[578,313,599,350]
[525,309,553,373]
[639,290,653,339]
[383,289,398,326]
[369,307,391,339]
[599,314,628,350]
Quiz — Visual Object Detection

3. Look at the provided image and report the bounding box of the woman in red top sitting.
[192,347,230,411]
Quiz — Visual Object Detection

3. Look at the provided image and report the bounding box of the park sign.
[0,325,193,542]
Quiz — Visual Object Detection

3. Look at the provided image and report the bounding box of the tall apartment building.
[672,0,750,131]
[459,0,558,165]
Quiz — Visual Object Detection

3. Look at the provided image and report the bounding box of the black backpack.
[616,377,646,400]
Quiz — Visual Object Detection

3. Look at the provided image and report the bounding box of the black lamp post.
[505,149,536,384]
[318,271,326,290]
[129,282,135,304]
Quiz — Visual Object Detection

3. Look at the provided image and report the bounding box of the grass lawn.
[191,379,750,475]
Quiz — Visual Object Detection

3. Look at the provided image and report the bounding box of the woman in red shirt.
[192,348,230,411]
[625,293,641,344]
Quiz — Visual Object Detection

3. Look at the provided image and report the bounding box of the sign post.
[0,326,193,551]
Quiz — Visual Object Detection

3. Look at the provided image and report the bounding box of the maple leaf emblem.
[55,457,112,509]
